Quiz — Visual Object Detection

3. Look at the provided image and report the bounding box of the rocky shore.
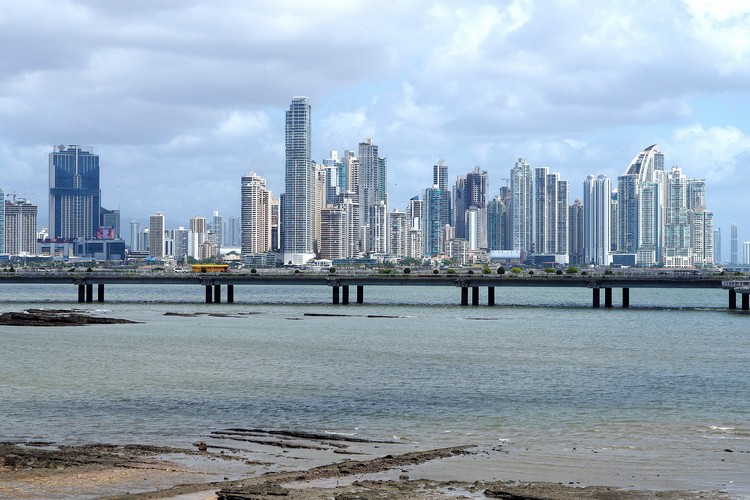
[0,309,139,326]
[0,435,735,499]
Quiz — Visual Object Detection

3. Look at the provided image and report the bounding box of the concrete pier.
[86,284,93,303]
[604,287,612,308]
[332,286,340,304]
[743,293,749,311]
[342,286,350,305]
[78,284,85,303]
[471,286,479,306]
[227,285,234,304]
[97,283,105,303]
[205,285,212,304]
[488,286,495,306]
[214,284,221,303]
[729,289,737,310]
[592,288,600,308]
[356,285,364,304]
[460,287,469,306]
[623,288,630,308]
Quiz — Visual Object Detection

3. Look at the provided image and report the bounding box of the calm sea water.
[0,283,748,494]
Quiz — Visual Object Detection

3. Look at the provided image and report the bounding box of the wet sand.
[0,431,738,499]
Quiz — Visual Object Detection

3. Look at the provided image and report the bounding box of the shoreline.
[1,434,741,499]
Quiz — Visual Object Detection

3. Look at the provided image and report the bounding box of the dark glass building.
[49,145,101,240]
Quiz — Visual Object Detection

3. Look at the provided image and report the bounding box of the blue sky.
[1,0,749,253]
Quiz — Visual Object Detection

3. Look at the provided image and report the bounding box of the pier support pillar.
[77,284,85,303]
[743,294,749,311]
[205,285,213,304]
[460,287,469,306]
[729,289,737,310]
[592,288,600,308]
[622,288,630,309]
[85,284,93,303]
[342,286,350,305]
[488,286,495,306]
[214,284,221,304]
[227,285,234,304]
[356,285,364,304]
[97,283,105,303]
[604,287,612,308]
[471,286,480,306]
[332,286,340,304]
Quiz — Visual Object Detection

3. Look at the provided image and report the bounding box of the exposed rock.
[0,309,139,327]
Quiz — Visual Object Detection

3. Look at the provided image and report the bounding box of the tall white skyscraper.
[510,158,533,253]
[282,97,313,263]
[241,172,271,257]
[583,175,611,265]
[149,212,165,259]
[731,224,738,265]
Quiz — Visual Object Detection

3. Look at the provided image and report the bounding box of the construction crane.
[4,192,35,203]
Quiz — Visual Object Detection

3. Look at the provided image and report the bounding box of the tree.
[497,266,506,275]
[566,267,579,274]
[511,267,522,274]
[544,267,554,274]
[403,267,411,274]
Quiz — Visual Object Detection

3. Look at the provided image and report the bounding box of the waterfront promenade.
[0,270,747,309]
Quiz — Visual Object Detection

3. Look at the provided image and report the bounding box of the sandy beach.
[0,430,738,499]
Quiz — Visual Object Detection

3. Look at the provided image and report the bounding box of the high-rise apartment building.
[212,211,223,254]
[356,139,388,256]
[454,167,488,240]
[583,175,611,265]
[389,209,407,259]
[4,198,38,255]
[149,212,165,259]
[189,216,207,259]
[510,158,533,253]
[487,190,510,251]
[744,241,750,266]
[0,187,4,254]
[241,172,271,258]
[282,97,313,263]
[320,206,347,261]
[49,145,101,240]
[731,224,738,265]
[533,167,569,259]
[568,199,584,265]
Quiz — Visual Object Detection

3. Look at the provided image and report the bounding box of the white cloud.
[666,123,750,183]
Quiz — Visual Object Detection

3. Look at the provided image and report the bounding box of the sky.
[1,0,749,251]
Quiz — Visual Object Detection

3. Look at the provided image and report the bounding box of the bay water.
[0,283,748,494]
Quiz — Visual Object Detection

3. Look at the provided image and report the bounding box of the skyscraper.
[731,224,738,265]
[212,211,223,255]
[510,158,533,253]
[0,187,4,254]
[714,227,722,264]
[241,172,271,257]
[129,220,140,251]
[583,175,611,266]
[453,167,488,240]
[4,198,38,256]
[49,145,101,240]
[568,199,584,265]
[533,167,569,258]
[149,212,165,259]
[282,97,313,263]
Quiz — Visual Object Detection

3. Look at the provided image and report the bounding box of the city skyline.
[1,1,749,242]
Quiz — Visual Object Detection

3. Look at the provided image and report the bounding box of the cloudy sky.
[1,0,749,252]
